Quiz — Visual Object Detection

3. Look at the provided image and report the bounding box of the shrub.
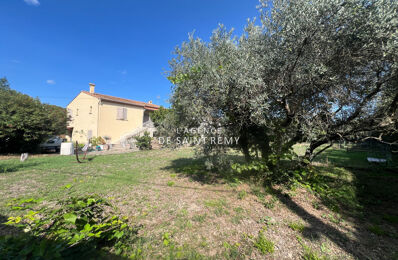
[90,136,105,146]
[134,131,152,150]
[3,195,137,259]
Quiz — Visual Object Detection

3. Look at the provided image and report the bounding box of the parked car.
[40,136,65,153]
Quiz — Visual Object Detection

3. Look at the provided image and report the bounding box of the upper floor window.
[117,107,127,120]
[89,106,92,114]
[76,108,79,116]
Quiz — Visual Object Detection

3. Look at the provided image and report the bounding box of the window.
[117,107,127,120]
[89,106,92,114]
[76,108,79,116]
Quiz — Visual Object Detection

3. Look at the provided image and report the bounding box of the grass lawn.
[1,148,398,259]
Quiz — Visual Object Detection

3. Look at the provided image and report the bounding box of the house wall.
[97,101,145,144]
[66,92,99,144]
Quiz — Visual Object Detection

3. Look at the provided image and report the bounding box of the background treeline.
[0,78,67,153]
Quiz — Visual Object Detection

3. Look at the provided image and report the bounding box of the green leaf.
[63,213,77,224]
[63,184,72,189]
[84,223,92,231]
[113,230,124,239]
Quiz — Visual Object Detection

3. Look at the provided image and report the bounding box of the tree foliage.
[151,106,174,127]
[134,131,152,150]
[0,78,68,153]
[168,0,398,163]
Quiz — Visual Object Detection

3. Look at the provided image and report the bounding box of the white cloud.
[46,79,56,85]
[24,0,40,6]
[156,95,161,99]
[120,70,127,75]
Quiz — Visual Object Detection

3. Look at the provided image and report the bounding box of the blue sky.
[0,0,259,108]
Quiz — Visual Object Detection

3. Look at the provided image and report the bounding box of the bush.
[134,131,152,150]
[90,136,105,146]
[3,195,138,259]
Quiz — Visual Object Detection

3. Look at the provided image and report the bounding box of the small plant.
[3,195,137,259]
[253,231,274,255]
[204,199,229,216]
[237,190,247,200]
[328,213,342,225]
[134,131,152,150]
[383,214,398,224]
[90,136,105,146]
[312,200,321,210]
[251,186,265,200]
[6,197,43,210]
[162,232,171,246]
[223,241,241,258]
[368,224,386,236]
[234,207,244,214]
[303,247,327,260]
[167,181,175,187]
[288,221,305,232]
[263,196,277,209]
[297,235,327,260]
[192,214,207,223]
[258,216,274,226]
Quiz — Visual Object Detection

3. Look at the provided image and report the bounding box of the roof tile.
[82,91,160,110]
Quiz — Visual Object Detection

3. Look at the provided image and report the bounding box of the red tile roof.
[82,91,160,111]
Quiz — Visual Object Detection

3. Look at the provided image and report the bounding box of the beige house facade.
[66,83,159,144]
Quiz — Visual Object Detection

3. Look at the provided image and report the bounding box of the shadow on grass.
[0,161,42,173]
[270,187,371,259]
[0,213,128,259]
[164,153,398,259]
[280,164,398,258]
[162,155,249,185]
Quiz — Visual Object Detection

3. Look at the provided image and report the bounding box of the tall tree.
[0,78,67,153]
[168,0,398,163]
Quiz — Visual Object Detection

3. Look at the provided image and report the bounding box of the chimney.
[89,83,95,93]
[148,100,152,104]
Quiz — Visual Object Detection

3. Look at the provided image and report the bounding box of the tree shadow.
[163,154,398,259]
[281,163,398,259]
[0,213,128,259]
[269,187,369,259]
[162,155,251,185]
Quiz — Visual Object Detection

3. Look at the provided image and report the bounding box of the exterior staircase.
[115,121,156,150]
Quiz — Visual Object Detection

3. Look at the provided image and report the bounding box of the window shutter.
[123,108,127,120]
[117,108,123,120]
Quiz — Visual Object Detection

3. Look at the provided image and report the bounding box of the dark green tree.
[0,78,67,153]
[151,106,173,127]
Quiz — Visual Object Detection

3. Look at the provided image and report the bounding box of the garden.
[0,146,397,259]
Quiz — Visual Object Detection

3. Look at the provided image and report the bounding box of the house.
[66,83,160,144]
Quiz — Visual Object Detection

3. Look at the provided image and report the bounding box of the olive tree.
[168,0,398,163]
